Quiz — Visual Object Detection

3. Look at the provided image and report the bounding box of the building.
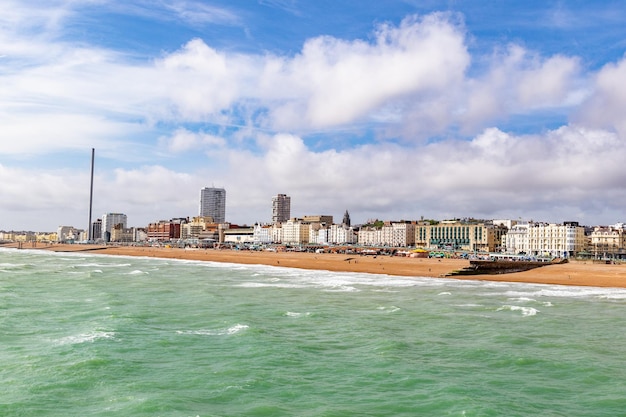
[303,215,333,224]
[526,222,585,258]
[199,187,226,223]
[503,223,530,254]
[589,224,625,259]
[272,194,291,224]
[181,216,214,239]
[253,224,273,244]
[102,213,127,242]
[330,223,357,244]
[415,220,496,252]
[91,219,102,242]
[147,219,185,241]
[358,226,382,246]
[57,226,81,243]
[342,210,351,227]
[110,224,135,243]
[223,227,255,245]
[282,218,310,245]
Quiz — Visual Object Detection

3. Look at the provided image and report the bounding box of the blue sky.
[2,0,626,231]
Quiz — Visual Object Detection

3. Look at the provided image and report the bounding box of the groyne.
[447,259,567,276]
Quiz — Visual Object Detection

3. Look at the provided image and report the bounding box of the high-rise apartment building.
[102,213,127,242]
[272,194,291,224]
[199,187,226,223]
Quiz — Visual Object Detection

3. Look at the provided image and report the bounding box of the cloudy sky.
[2,0,626,231]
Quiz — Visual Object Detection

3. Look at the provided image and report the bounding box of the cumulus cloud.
[575,57,626,137]
[460,45,582,132]
[265,13,470,130]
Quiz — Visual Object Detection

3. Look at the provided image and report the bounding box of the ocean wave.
[176,324,249,336]
[285,311,311,317]
[376,306,400,313]
[57,330,115,345]
[126,270,148,275]
[497,305,539,316]
[76,262,132,268]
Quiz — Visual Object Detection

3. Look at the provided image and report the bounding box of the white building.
[102,213,127,242]
[358,227,382,246]
[282,219,310,245]
[386,222,416,247]
[590,225,626,259]
[57,226,79,242]
[199,187,226,223]
[329,224,357,244]
[527,222,585,258]
[253,224,273,244]
[503,223,530,254]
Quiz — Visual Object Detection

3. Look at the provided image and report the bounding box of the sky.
[2,0,626,231]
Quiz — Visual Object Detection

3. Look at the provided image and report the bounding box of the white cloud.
[460,45,582,132]
[158,128,227,153]
[576,57,626,137]
[265,13,470,130]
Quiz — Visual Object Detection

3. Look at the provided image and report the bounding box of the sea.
[1,248,625,417]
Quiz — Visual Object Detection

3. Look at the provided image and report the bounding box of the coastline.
[2,243,626,288]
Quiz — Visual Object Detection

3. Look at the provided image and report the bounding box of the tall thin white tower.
[88,148,95,241]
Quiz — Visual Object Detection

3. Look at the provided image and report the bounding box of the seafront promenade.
[2,242,626,288]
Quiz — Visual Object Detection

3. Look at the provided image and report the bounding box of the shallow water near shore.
[2,248,626,416]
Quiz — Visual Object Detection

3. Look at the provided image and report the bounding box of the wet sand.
[3,243,626,288]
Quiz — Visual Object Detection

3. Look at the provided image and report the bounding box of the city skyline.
[1,1,626,231]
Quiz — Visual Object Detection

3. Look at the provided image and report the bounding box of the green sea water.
[1,248,625,416]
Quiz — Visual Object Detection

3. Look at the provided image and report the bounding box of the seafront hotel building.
[415,220,498,252]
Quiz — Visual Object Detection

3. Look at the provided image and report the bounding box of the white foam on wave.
[176,324,249,336]
[376,306,400,313]
[503,286,626,300]
[76,262,132,268]
[126,270,148,275]
[0,262,26,269]
[285,311,311,318]
[497,305,539,316]
[57,330,115,345]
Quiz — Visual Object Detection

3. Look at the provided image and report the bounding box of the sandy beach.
[3,242,626,288]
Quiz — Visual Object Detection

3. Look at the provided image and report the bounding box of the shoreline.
[2,243,626,288]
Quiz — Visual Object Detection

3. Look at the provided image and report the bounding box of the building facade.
[415,220,495,252]
[199,187,226,224]
[282,219,310,245]
[147,219,184,241]
[589,224,625,259]
[503,223,530,254]
[526,222,585,258]
[272,194,291,224]
[102,213,127,242]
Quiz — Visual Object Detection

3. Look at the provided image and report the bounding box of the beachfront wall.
[415,221,495,252]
